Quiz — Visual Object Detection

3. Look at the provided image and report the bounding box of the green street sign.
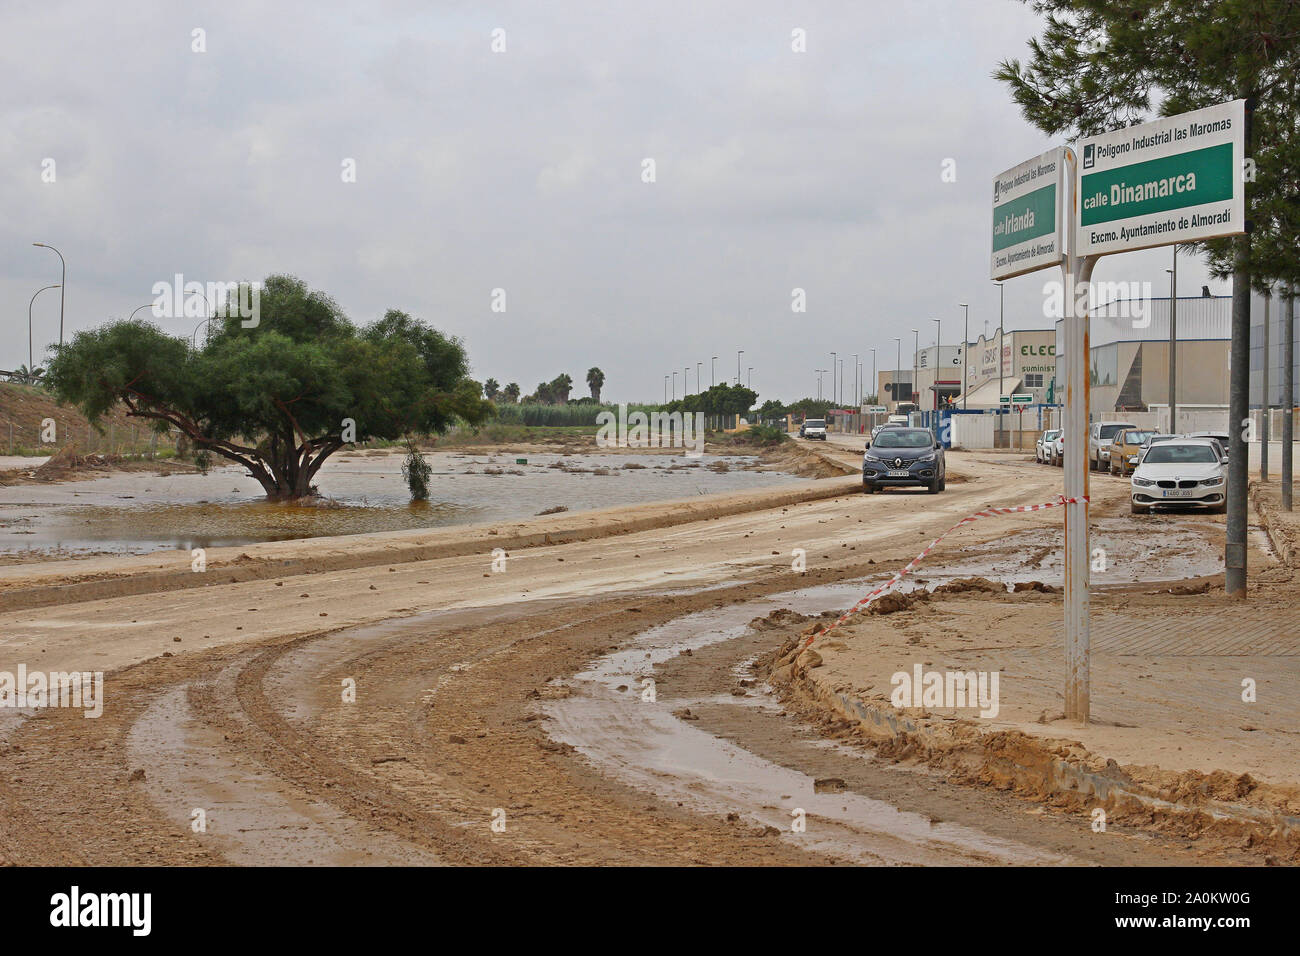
[991,147,1065,281]
[1076,99,1244,256]
[1011,394,1033,404]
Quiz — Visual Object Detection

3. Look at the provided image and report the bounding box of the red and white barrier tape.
[806,493,1090,645]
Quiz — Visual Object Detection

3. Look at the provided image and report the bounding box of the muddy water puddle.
[544,583,1070,865]
[0,450,798,557]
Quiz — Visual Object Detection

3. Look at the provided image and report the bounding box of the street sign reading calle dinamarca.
[1077,99,1246,256]
[990,147,1066,281]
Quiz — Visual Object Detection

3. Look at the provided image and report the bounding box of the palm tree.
[10,364,43,385]
[551,373,573,404]
[586,367,605,403]
[483,378,500,401]
[502,382,520,404]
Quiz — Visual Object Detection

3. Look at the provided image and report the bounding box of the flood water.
[0,450,802,558]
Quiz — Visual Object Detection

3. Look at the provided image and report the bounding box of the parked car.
[1108,429,1155,476]
[1141,433,1179,451]
[1035,429,1061,464]
[870,421,905,442]
[1130,438,1227,515]
[1089,420,1137,472]
[1051,432,1064,466]
[862,427,946,494]
[801,418,827,440]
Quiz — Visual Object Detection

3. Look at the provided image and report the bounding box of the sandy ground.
[0,437,1289,865]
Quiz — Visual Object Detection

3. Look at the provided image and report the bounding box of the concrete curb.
[789,665,1300,845]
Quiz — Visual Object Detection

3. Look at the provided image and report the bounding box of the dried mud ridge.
[755,588,1300,866]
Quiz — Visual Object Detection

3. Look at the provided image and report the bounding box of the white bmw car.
[1130,438,1227,515]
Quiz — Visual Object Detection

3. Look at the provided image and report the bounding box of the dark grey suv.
[862,427,946,494]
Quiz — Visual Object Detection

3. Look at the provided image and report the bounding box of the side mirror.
[1221,456,1229,464]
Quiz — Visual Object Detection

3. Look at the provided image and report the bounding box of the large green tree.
[45,275,491,499]
[586,366,605,402]
[995,0,1300,289]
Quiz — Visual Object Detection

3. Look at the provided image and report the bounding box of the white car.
[1130,438,1227,515]
[1035,429,1061,464]
[801,418,827,440]
[1051,432,1064,466]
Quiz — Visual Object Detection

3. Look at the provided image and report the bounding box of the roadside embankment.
[758,577,1300,863]
[0,475,861,612]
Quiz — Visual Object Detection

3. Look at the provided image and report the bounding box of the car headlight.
[1128,455,1138,463]
[864,455,884,463]
[917,452,936,462]
[1201,475,1224,487]
[1132,476,1155,487]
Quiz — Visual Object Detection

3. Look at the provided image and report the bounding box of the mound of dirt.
[932,576,1007,595]
[757,445,857,478]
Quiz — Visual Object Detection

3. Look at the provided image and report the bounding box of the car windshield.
[804,420,824,427]
[1099,424,1133,440]
[1122,430,1153,444]
[874,429,933,449]
[1142,444,1220,464]
[1044,430,1060,439]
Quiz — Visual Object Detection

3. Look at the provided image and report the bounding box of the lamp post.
[711,356,717,387]
[815,369,824,401]
[129,304,153,321]
[959,303,970,409]
[28,283,60,374]
[932,318,941,409]
[870,348,876,403]
[747,367,753,388]
[736,350,743,385]
[664,375,668,403]
[697,362,702,393]
[32,243,66,350]
[830,352,837,406]
[672,370,677,400]
[911,329,919,408]
[893,337,901,412]
[853,353,859,406]
[684,367,690,396]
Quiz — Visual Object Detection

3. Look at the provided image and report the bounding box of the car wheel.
[937,475,946,492]
[927,479,940,494]
[1131,501,1148,515]
[862,482,876,494]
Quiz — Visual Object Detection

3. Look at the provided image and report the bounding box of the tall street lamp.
[664,375,669,403]
[830,352,837,405]
[815,369,824,400]
[852,353,859,406]
[736,350,743,384]
[893,337,901,411]
[747,367,753,388]
[28,283,60,374]
[870,348,876,402]
[697,362,702,393]
[911,329,919,408]
[959,303,970,409]
[711,356,717,387]
[32,243,66,349]
[129,304,153,321]
[931,319,941,409]
[672,370,678,400]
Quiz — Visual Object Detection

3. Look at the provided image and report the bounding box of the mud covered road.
[0,449,1258,865]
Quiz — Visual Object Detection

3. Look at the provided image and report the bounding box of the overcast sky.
[3,0,1227,404]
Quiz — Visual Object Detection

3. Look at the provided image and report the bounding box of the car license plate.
[1163,489,1194,498]
[887,470,911,477]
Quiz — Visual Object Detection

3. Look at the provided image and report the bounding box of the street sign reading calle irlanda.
[1077,99,1245,256]
[990,147,1066,281]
